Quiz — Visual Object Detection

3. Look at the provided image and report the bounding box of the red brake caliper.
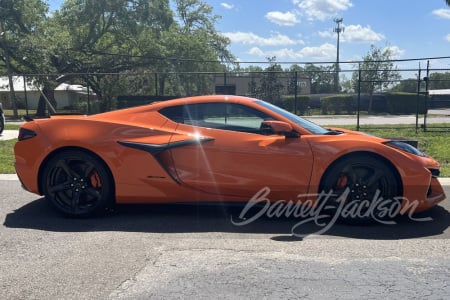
[90,172,102,189]
[335,173,348,189]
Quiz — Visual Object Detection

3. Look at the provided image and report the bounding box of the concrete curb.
[438,177,450,186]
[0,130,18,141]
[0,174,20,180]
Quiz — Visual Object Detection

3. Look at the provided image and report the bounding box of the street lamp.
[333,18,344,93]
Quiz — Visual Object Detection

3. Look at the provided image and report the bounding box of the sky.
[47,0,450,69]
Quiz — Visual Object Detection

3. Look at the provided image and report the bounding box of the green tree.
[390,78,421,93]
[286,64,304,95]
[48,0,232,104]
[235,65,263,97]
[161,0,233,96]
[339,75,354,93]
[303,64,335,94]
[0,0,48,117]
[287,63,336,94]
[352,45,401,113]
[47,0,175,109]
[2,0,233,113]
[428,72,450,90]
[250,57,284,105]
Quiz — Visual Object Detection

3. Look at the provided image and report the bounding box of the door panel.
[169,125,314,199]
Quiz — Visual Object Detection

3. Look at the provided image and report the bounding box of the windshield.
[255,100,329,135]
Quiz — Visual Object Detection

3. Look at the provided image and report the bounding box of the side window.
[223,103,271,131]
[159,102,273,134]
[184,103,227,127]
[159,106,184,124]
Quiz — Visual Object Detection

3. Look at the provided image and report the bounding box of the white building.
[0,76,92,110]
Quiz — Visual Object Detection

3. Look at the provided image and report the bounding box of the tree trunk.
[36,85,56,117]
[6,73,18,119]
[36,95,47,117]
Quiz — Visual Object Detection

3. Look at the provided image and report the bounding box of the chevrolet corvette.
[14,95,446,222]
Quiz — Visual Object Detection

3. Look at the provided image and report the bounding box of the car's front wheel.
[319,154,401,224]
[41,150,114,217]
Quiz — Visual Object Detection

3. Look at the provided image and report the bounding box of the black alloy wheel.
[319,155,401,224]
[42,150,114,217]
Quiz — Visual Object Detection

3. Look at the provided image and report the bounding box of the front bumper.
[401,176,446,214]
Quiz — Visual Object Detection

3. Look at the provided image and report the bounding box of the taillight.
[18,128,37,141]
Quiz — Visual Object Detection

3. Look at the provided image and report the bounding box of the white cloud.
[272,48,303,59]
[446,33,450,42]
[299,43,336,59]
[220,2,234,10]
[433,8,450,19]
[246,47,303,60]
[384,46,405,59]
[319,24,384,43]
[341,24,385,43]
[318,30,333,39]
[223,31,299,46]
[268,48,302,59]
[247,47,265,57]
[265,11,299,26]
[293,0,353,21]
[245,43,336,60]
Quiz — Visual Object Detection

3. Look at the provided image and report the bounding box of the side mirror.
[261,120,299,137]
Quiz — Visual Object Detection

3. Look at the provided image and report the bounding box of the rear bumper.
[14,140,43,195]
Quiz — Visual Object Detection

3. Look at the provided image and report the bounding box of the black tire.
[41,150,114,217]
[319,154,401,224]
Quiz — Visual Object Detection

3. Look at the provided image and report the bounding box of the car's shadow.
[3,197,450,240]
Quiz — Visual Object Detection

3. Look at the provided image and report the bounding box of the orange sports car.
[14,95,446,222]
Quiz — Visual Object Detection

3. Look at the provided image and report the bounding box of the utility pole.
[333,18,344,93]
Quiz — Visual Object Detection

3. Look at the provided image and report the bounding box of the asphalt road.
[1,179,450,299]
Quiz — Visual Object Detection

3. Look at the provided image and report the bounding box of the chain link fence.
[1,57,450,131]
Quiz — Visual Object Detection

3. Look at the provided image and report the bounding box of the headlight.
[384,141,426,157]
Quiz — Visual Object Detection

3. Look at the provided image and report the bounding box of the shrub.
[280,95,311,115]
[320,95,354,114]
[386,92,427,114]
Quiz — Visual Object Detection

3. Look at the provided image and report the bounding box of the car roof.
[87,95,259,121]
[149,95,257,109]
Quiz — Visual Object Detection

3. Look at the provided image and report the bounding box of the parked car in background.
[0,103,5,135]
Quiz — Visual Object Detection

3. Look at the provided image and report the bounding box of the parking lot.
[2,114,450,299]
[1,177,449,299]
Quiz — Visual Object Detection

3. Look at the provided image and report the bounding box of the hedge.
[386,92,427,114]
[280,95,311,115]
[320,95,354,115]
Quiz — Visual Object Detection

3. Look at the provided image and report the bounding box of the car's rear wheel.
[41,150,114,217]
[319,154,401,224]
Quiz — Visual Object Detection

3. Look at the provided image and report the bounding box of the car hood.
[326,127,388,141]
